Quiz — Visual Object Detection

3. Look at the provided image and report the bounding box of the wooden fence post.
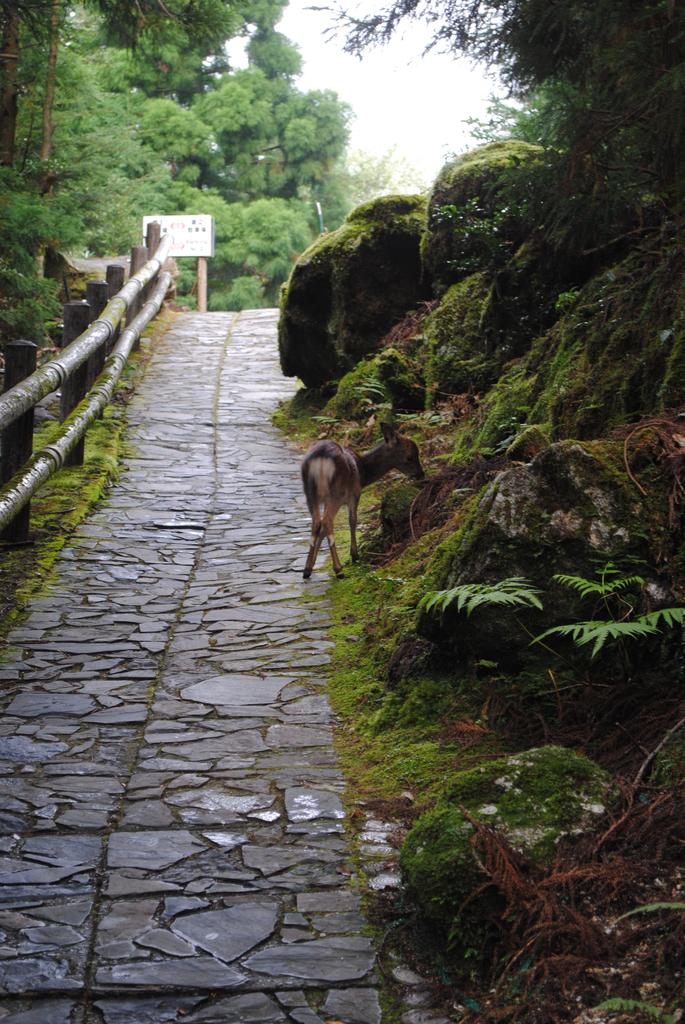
[1,340,37,543]
[126,244,148,331]
[143,224,160,305]
[60,299,91,466]
[85,279,109,389]
[145,221,162,260]
[106,263,125,354]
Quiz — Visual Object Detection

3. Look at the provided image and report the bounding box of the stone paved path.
[0,312,383,1024]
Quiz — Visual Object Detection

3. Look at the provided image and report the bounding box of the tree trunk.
[0,9,19,166]
[39,0,61,164]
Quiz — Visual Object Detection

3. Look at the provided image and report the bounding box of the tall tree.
[339,0,685,213]
[0,5,20,165]
[39,0,61,164]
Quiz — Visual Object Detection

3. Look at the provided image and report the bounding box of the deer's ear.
[381,421,398,443]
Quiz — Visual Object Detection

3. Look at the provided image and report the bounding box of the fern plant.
[352,373,389,411]
[419,577,543,617]
[593,999,674,1022]
[534,563,685,659]
[592,903,685,1021]
[618,901,685,920]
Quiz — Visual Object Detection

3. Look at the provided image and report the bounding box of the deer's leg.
[303,510,324,579]
[349,496,359,563]
[323,503,344,577]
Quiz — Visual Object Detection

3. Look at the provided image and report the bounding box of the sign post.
[197,256,208,313]
[143,214,215,311]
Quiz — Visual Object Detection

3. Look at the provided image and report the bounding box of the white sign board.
[143,214,215,258]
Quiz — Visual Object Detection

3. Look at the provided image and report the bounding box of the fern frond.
[419,577,543,618]
[640,607,685,630]
[352,375,387,402]
[594,998,673,1022]
[534,619,660,657]
[618,901,685,920]
[552,571,644,599]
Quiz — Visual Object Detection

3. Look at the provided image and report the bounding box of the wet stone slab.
[0,312,380,1021]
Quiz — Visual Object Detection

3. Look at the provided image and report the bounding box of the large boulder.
[423,238,590,402]
[278,195,427,388]
[422,141,544,297]
[400,745,614,953]
[418,440,677,670]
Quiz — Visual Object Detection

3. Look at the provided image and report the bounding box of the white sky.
[279,0,504,183]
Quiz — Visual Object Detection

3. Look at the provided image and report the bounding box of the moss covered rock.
[322,357,385,420]
[424,272,493,398]
[525,241,685,438]
[447,236,685,450]
[422,141,544,297]
[419,440,673,667]
[400,745,614,948]
[380,480,423,544]
[322,347,425,421]
[422,229,579,404]
[506,423,551,461]
[279,194,427,388]
[376,347,425,412]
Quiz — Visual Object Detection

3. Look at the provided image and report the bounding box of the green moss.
[321,346,425,422]
[400,746,614,951]
[379,480,422,544]
[423,141,545,296]
[376,347,425,412]
[506,423,551,461]
[347,193,426,226]
[279,194,427,388]
[323,357,387,420]
[424,273,494,399]
[272,385,330,440]
[400,803,491,939]
[522,239,685,439]
[419,221,685,457]
[325,554,486,808]
[448,745,612,857]
[451,361,535,462]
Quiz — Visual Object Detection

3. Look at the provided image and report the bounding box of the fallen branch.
[633,712,685,788]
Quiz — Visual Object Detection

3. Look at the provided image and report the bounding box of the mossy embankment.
[0,310,175,642]
[276,138,685,1021]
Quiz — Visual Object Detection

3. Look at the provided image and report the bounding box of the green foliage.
[344,0,685,235]
[420,563,684,662]
[593,999,674,1023]
[536,614,684,660]
[138,99,213,167]
[1,0,353,325]
[423,141,545,295]
[435,187,538,278]
[352,372,390,409]
[551,565,645,601]
[0,170,61,344]
[211,275,266,312]
[618,902,685,920]
[87,0,241,54]
[420,577,543,617]
[535,564,685,658]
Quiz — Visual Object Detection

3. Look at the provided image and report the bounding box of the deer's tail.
[301,455,336,514]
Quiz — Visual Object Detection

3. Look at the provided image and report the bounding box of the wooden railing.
[0,230,173,542]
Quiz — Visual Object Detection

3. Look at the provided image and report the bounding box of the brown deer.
[301,422,424,579]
